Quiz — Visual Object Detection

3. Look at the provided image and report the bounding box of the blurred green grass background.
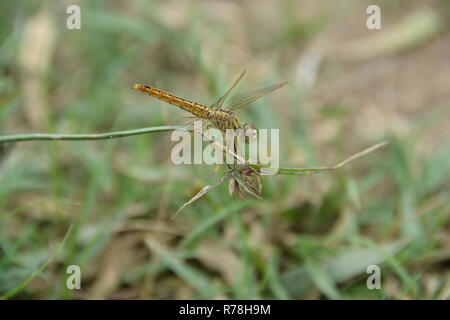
[0,0,449,299]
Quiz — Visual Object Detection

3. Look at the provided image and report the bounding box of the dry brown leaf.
[196,242,242,285]
[88,234,142,299]
[18,10,56,130]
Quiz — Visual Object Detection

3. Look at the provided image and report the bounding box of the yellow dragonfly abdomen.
[132,84,240,128]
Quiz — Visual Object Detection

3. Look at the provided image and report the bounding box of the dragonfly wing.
[179,115,210,129]
[156,116,211,163]
[223,82,288,111]
[210,70,246,110]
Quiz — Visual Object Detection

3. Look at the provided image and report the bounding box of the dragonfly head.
[243,122,257,143]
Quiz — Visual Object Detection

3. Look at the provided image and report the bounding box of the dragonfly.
[132,70,287,136]
[133,71,287,200]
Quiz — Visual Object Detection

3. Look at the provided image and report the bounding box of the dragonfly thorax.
[212,110,243,131]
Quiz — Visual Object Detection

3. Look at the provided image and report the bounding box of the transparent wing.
[223,82,288,111]
[155,117,193,163]
[178,115,210,129]
[209,70,246,110]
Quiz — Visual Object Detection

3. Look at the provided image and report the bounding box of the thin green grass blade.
[180,201,249,248]
[0,126,193,143]
[1,225,73,299]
